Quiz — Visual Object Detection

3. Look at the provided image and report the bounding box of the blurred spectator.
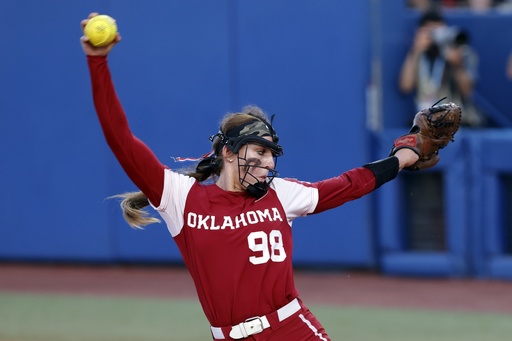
[468,0,493,12]
[507,53,512,80]
[399,9,485,126]
[408,0,506,11]
[407,0,437,11]
[495,0,512,11]
[441,0,459,7]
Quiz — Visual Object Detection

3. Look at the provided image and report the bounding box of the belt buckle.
[243,316,264,336]
[230,316,264,339]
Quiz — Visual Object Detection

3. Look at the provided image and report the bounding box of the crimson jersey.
[88,55,377,328]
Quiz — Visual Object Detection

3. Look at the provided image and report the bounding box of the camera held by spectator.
[431,26,468,51]
[431,26,473,69]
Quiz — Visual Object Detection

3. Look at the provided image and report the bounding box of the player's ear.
[221,146,236,160]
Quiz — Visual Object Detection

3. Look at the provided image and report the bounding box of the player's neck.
[216,172,244,193]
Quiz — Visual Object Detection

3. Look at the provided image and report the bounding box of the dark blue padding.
[373,129,470,278]
[471,131,512,279]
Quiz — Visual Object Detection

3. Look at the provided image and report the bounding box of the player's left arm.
[311,150,418,214]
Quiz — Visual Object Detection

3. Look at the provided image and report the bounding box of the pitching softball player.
[80,12,459,341]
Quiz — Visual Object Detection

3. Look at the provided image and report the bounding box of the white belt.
[210,298,301,339]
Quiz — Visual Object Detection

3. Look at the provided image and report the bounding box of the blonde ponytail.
[110,191,160,229]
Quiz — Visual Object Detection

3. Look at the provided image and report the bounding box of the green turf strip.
[312,305,512,341]
[0,293,209,341]
[0,293,511,341]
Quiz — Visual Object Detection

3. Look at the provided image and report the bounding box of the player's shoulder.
[270,177,317,197]
[272,177,315,188]
[165,168,197,184]
[270,178,319,217]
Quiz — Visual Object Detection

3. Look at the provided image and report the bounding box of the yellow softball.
[84,15,118,47]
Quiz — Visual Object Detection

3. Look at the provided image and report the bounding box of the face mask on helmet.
[210,115,283,198]
[236,142,280,198]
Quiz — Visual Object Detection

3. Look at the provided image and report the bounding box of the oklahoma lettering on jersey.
[153,170,319,327]
[187,208,283,230]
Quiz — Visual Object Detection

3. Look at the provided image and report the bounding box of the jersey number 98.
[247,230,287,265]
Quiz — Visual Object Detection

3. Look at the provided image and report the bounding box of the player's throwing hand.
[80,13,121,57]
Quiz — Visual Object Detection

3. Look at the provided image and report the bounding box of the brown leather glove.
[390,102,462,171]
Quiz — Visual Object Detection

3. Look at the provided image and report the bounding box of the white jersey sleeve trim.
[151,169,196,237]
[270,178,319,222]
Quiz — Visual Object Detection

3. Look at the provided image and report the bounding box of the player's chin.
[251,174,269,183]
[245,176,267,187]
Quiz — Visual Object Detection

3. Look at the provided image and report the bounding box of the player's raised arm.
[81,13,166,208]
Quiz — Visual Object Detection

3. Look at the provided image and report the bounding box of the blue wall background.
[1,1,512,278]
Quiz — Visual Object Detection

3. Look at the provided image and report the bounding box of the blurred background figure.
[421,0,507,11]
[468,0,493,11]
[398,9,486,127]
[507,52,512,80]
[407,0,437,11]
[495,0,512,12]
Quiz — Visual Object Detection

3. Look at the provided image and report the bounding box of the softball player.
[81,13,419,341]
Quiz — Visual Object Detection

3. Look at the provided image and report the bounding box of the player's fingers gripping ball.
[84,15,118,47]
[390,100,462,171]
